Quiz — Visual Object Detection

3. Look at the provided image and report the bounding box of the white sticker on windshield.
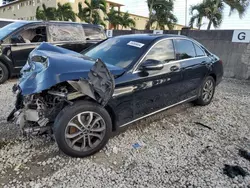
[127,41,145,48]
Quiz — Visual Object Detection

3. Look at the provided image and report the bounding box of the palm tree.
[77,0,106,24]
[105,7,121,29]
[189,0,249,30]
[145,0,156,29]
[146,0,177,30]
[76,2,87,22]
[36,6,46,21]
[189,3,206,30]
[35,4,58,21]
[205,0,224,30]
[120,12,136,29]
[57,3,76,21]
[153,1,177,30]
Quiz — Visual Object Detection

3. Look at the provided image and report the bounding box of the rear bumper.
[216,74,223,86]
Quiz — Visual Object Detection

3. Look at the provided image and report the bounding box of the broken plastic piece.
[223,164,248,178]
[194,122,212,130]
[239,149,250,162]
[132,143,142,149]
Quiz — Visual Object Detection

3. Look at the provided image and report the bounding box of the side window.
[144,40,175,63]
[12,26,47,44]
[48,24,85,42]
[193,43,205,57]
[83,26,106,40]
[174,39,196,60]
[201,46,211,56]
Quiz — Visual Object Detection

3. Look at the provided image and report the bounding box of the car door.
[174,39,209,98]
[111,39,184,126]
[47,23,86,52]
[131,39,185,119]
[10,23,47,71]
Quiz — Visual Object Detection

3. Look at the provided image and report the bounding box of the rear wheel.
[0,62,9,84]
[194,76,215,106]
[53,100,112,158]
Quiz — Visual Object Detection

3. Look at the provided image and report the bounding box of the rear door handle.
[170,66,180,72]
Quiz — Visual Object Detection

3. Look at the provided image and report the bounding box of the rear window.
[193,43,205,57]
[48,24,85,42]
[83,26,106,40]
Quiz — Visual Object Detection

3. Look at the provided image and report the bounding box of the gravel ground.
[0,78,250,188]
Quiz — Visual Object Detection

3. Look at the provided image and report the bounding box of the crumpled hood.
[18,43,124,95]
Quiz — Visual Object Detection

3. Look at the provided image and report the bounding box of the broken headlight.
[31,55,48,68]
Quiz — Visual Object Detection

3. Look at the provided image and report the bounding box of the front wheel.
[0,62,9,84]
[194,76,216,106]
[53,100,112,158]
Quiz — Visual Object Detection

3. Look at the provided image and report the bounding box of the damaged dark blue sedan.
[8,34,223,157]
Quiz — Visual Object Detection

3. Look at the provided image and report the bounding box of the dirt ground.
[0,78,250,188]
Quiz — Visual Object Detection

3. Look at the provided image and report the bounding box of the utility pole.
[185,0,188,26]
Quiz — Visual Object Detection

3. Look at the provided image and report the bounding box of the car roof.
[2,20,102,26]
[114,34,188,42]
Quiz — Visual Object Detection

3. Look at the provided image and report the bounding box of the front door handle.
[170,66,180,72]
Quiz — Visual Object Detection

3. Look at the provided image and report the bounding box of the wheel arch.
[208,73,216,82]
[71,96,117,132]
[104,104,117,132]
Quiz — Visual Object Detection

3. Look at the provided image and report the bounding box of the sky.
[114,0,250,30]
[0,0,249,29]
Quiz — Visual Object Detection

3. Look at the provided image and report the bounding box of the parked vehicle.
[7,34,223,158]
[0,18,15,28]
[0,20,106,84]
[82,23,106,41]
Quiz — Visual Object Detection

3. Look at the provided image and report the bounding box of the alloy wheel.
[202,79,214,103]
[65,111,106,152]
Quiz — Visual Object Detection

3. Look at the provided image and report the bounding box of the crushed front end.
[8,84,75,135]
[7,43,116,136]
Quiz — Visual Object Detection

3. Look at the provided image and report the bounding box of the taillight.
[219,60,223,64]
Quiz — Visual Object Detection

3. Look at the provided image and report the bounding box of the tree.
[57,3,76,21]
[36,6,47,21]
[189,3,207,30]
[105,7,121,29]
[120,12,136,29]
[204,0,224,30]
[76,2,87,22]
[36,4,58,21]
[145,0,156,30]
[36,3,75,21]
[146,0,177,30]
[189,0,249,30]
[153,2,177,30]
[77,0,106,24]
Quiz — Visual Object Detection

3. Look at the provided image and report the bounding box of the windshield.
[0,22,26,40]
[83,37,148,68]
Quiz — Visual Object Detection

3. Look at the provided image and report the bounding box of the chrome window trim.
[132,56,206,74]
[120,96,197,128]
[132,37,207,74]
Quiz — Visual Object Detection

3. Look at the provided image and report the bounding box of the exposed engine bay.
[7,58,115,136]
[11,84,72,135]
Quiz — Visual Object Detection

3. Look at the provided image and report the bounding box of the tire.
[194,76,216,106]
[0,62,9,84]
[53,100,112,158]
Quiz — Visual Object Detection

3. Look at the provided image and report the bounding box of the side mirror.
[11,35,25,44]
[139,59,164,71]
